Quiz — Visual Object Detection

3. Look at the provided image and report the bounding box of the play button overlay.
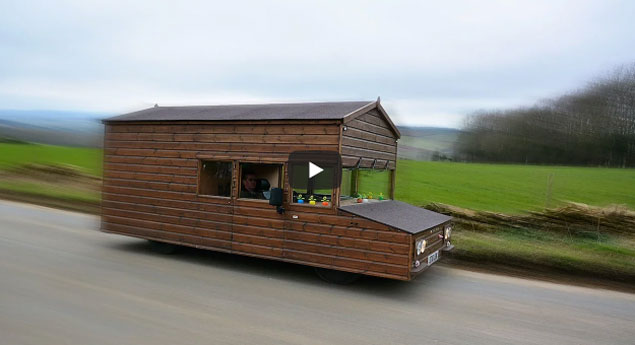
[308,162,323,179]
[288,151,342,191]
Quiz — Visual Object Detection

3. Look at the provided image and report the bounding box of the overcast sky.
[1,0,634,127]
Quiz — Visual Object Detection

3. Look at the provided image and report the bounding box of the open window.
[238,163,282,201]
[340,168,392,206]
[198,161,232,197]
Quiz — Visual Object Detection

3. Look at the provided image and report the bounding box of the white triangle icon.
[308,162,323,179]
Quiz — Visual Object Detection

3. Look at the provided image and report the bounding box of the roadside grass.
[451,225,635,282]
[0,180,100,204]
[396,160,635,213]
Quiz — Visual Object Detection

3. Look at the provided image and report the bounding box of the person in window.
[240,170,265,199]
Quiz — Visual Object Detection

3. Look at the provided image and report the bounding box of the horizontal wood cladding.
[342,136,397,154]
[342,109,398,168]
[102,198,408,257]
[108,133,339,144]
[102,121,413,280]
[104,170,197,184]
[104,162,197,175]
[104,155,197,167]
[341,156,395,169]
[107,124,340,135]
[104,147,337,159]
[105,141,338,153]
[102,193,233,213]
[104,177,197,194]
[102,208,233,235]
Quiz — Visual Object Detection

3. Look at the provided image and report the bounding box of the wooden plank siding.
[101,119,414,280]
[342,109,398,169]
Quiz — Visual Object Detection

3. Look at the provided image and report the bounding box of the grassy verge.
[0,180,100,204]
[0,187,100,214]
[449,226,635,282]
[430,202,635,285]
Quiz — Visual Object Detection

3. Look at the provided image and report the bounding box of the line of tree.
[456,64,635,167]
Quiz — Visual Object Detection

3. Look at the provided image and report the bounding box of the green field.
[395,160,635,213]
[0,143,102,176]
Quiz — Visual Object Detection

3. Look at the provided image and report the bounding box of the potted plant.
[362,194,369,203]
[297,194,304,204]
[367,192,374,200]
[378,192,384,201]
[356,193,363,203]
[321,196,330,206]
[308,195,316,205]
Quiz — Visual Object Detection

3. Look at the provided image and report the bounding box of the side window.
[357,169,391,200]
[198,161,232,197]
[340,168,392,206]
[291,164,333,206]
[239,163,282,201]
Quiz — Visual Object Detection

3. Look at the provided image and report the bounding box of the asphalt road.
[1,200,634,345]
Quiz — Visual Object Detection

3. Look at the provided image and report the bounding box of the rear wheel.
[314,267,361,284]
[148,240,179,254]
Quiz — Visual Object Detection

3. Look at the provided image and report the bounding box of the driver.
[240,170,265,199]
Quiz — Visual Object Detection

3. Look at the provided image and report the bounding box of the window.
[340,168,392,206]
[239,163,282,201]
[198,161,232,197]
[291,164,333,206]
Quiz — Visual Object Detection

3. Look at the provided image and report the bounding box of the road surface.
[1,200,634,345]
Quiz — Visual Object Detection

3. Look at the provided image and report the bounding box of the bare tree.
[456,63,635,167]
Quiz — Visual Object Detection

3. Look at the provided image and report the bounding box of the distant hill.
[397,126,461,161]
[0,110,107,147]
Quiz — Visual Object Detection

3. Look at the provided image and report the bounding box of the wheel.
[148,240,180,254]
[314,267,361,284]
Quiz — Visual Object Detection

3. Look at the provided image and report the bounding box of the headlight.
[416,239,427,255]
[444,225,452,240]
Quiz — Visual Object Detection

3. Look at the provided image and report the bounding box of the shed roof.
[339,200,452,234]
[105,101,375,123]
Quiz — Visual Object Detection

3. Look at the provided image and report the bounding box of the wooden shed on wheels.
[101,99,453,282]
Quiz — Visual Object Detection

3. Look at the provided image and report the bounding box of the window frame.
[197,159,234,199]
[236,160,284,203]
[288,166,336,210]
[339,167,395,204]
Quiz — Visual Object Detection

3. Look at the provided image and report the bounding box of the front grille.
[414,224,446,260]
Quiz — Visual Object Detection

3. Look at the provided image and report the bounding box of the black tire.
[148,240,180,255]
[314,267,361,284]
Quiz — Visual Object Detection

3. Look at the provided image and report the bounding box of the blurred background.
[1,0,633,285]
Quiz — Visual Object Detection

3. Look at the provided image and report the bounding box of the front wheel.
[314,267,361,284]
[148,240,180,254]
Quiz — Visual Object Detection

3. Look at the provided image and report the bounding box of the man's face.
[243,174,257,192]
